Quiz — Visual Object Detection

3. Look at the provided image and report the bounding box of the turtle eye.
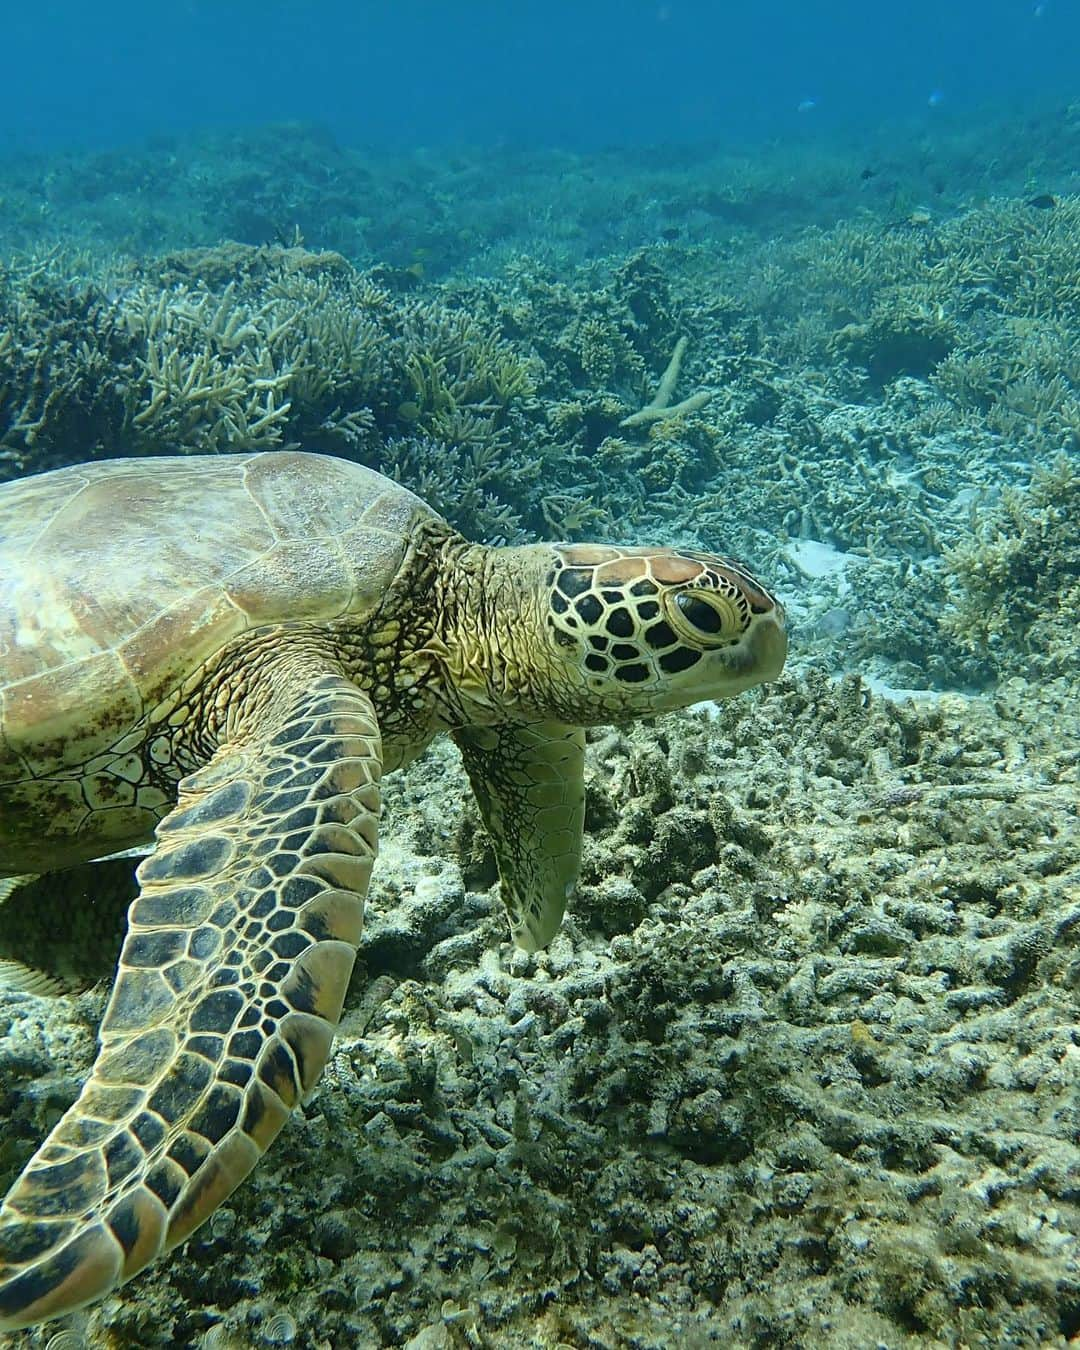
[666,588,745,646]
[676,592,723,635]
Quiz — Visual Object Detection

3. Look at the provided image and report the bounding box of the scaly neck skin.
[436,540,582,727]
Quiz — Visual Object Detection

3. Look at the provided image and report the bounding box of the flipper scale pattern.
[0,668,381,1331]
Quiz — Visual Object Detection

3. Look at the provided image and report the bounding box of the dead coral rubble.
[2,671,1076,1348]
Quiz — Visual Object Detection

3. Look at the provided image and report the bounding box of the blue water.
[4,0,1077,155]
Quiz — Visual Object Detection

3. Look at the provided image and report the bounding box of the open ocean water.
[0,3,1078,1347]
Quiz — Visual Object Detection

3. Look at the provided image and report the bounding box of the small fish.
[860,167,876,181]
[660,226,680,241]
[1026,193,1057,210]
[797,97,818,114]
[927,89,945,107]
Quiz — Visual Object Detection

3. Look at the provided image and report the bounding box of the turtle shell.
[0,451,438,785]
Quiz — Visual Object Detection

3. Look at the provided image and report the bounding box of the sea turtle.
[0,450,786,1330]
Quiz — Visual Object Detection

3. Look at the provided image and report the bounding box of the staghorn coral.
[445,248,680,428]
[380,433,534,543]
[935,312,1080,455]
[741,196,1080,395]
[120,280,294,453]
[828,285,957,384]
[0,253,140,469]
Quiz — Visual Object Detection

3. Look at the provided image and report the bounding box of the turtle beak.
[750,607,788,682]
[701,606,787,701]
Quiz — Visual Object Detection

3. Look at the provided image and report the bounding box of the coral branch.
[620,337,711,427]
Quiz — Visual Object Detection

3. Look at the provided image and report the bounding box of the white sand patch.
[783,537,859,580]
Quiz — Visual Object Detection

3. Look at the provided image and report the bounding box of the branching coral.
[380,433,535,543]
[940,455,1079,677]
[750,197,1080,397]
[619,336,711,428]
[828,287,957,383]
[122,281,294,453]
[0,244,544,539]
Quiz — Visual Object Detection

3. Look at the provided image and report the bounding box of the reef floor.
[1,667,1077,1349]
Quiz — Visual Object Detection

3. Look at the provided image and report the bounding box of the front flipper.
[0,876,59,995]
[0,875,35,906]
[0,665,381,1331]
[453,721,585,952]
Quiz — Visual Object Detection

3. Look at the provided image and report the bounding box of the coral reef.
[940,454,1080,678]
[2,96,1080,1349]
[0,245,543,540]
[5,153,1079,685]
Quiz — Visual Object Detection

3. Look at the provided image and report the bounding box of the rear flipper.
[0,664,382,1331]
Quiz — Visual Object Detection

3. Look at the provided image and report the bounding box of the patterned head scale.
[545,544,786,712]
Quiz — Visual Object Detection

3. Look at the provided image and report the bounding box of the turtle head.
[537,544,786,720]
